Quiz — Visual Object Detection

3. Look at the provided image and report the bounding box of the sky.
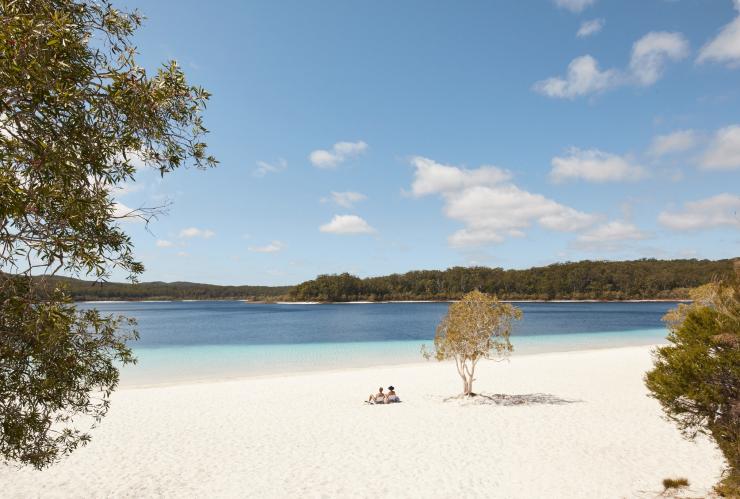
[112,0,740,286]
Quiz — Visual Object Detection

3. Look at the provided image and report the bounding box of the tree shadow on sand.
[443,393,582,406]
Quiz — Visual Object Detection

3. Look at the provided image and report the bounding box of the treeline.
[18,258,737,302]
[41,276,292,302]
[290,259,737,302]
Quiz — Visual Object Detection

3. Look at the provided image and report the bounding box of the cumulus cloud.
[648,130,699,157]
[577,19,604,38]
[309,141,368,168]
[409,157,597,247]
[575,220,649,250]
[179,227,215,239]
[319,215,376,234]
[533,55,620,99]
[553,0,596,13]
[658,194,740,230]
[156,239,174,248]
[409,156,511,196]
[550,148,646,183]
[321,191,367,208]
[701,125,740,170]
[697,0,740,67]
[630,32,690,86]
[248,240,285,253]
[253,158,287,177]
[534,32,688,99]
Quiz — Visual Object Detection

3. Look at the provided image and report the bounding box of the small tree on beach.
[0,0,215,469]
[645,262,740,496]
[422,290,522,396]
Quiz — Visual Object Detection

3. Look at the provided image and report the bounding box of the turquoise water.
[120,327,666,386]
[78,301,677,386]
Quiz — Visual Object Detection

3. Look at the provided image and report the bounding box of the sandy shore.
[1,346,726,498]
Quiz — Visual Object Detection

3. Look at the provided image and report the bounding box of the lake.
[78,301,678,386]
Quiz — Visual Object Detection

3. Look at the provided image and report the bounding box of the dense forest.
[290,259,737,302]
[21,258,737,302]
[40,276,292,301]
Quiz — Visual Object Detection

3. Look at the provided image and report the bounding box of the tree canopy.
[1,0,214,468]
[290,259,736,302]
[645,264,739,496]
[30,258,735,302]
[423,290,522,396]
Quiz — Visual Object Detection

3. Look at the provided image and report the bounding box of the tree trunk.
[460,360,477,396]
[462,375,473,396]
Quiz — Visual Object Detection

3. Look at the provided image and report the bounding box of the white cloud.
[156,239,174,248]
[553,0,596,13]
[658,194,740,230]
[112,202,143,223]
[534,31,688,99]
[697,0,740,67]
[321,191,368,208]
[179,227,215,239]
[309,141,368,168]
[533,55,620,99]
[253,158,287,177]
[88,172,142,198]
[648,130,699,157]
[319,215,376,234]
[409,157,597,247]
[550,148,646,183]
[630,32,690,86]
[701,125,740,170]
[113,182,144,196]
[575,220,649,250]
[577,19,604,38]
[248,240,285,253]
[409,156,511,196]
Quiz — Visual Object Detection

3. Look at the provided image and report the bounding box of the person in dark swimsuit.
[385,386,399,403]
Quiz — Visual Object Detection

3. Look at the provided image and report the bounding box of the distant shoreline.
[78,298,692,304]
[57,258,735,304]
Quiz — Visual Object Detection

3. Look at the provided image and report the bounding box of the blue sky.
[114,0,740,286]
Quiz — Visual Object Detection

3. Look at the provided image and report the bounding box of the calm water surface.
[79,301,677,385]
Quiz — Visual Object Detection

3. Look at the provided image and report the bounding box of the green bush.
[646,265,739,497]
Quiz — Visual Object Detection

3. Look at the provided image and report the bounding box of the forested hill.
[44,276,292,302]
[34,258,737,301]
[290,259,738,302]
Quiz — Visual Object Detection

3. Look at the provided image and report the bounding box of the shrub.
[662,477,689,490]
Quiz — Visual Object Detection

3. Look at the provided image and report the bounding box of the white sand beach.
[1,345,726,498]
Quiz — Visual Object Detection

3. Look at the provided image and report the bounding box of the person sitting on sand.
[385,386,400,403]
[368,387,384,403]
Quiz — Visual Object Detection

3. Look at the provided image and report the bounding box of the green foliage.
[41,275,292,301]
[18,259,732,303]
[645,266,740,496]
[662,477,689,490]
[291,259,735,302]
[422,290,522,396]
[276,272,363,302]
[1,0,214,468]
[0,276,137,469]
